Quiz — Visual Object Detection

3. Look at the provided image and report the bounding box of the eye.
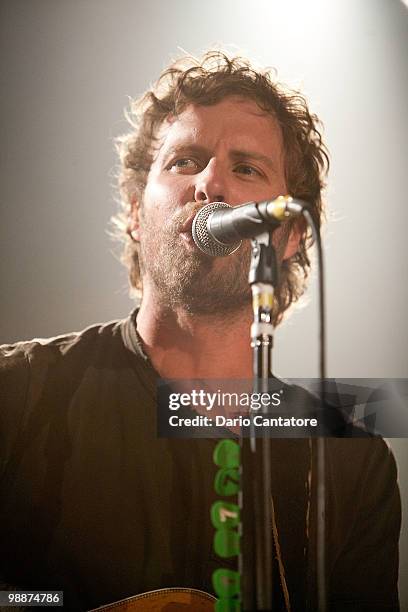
[167,158,200,174]
[234,164,262,177]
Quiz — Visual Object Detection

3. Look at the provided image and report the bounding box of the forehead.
[153,97,284,160]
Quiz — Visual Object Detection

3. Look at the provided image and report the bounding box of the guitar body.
[89,587,216,611]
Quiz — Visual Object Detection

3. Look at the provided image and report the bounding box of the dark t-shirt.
[0,313,401,611]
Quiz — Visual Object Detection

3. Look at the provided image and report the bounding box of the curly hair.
[113,50,329,324]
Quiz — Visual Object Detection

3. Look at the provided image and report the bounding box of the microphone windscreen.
[191,202,241,257]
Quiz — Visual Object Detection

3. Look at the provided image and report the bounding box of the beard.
[138,204,253,315]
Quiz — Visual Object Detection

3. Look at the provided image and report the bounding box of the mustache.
[172,202,207,232]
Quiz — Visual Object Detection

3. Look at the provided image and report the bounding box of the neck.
[136,282,254,379]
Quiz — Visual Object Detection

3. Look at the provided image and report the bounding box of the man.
[0,51,401,611]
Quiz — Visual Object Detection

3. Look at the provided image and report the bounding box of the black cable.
[302,209,326,381]
[302,208,327,612]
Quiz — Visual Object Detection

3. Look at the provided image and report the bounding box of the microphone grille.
[191,202,241,257]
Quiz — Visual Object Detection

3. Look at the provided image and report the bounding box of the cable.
[302,208,327,612]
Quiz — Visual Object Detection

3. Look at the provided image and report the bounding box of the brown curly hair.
[113,50,329,324]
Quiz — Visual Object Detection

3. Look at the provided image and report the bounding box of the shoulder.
[318,435,399,524]
[0,318,129,374]
[0,315,145,420]
[0,317,140,472]
[325,436,398,487]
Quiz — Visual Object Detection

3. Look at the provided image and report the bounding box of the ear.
[127,195,141,242]
[282,221,303,260]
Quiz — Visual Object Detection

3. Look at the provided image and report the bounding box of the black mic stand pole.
[241,231,277,611]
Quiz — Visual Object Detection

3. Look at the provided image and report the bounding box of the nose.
[194,158,226,204]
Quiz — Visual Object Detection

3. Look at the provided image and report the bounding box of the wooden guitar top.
[89,587,216,611]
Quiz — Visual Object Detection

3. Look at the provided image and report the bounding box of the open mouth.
[179,211,200,247]
[179,212,196,235]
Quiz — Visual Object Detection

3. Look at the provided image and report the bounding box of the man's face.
[133,97,289,314]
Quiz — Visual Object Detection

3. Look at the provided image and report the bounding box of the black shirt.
[0,313,401,611]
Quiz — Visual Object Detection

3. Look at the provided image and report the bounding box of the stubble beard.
[138,208,252,315]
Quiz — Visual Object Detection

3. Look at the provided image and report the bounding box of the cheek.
[143,172,192,214]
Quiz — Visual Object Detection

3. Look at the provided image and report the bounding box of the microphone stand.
[241,231,277,611]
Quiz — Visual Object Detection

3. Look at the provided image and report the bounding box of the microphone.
[191,195,305,257]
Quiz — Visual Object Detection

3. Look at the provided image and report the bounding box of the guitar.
[89,587,216,611]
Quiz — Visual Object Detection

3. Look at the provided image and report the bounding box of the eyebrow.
[161,144,208,160]
[230,149,277,171]
[162,144,277,171]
